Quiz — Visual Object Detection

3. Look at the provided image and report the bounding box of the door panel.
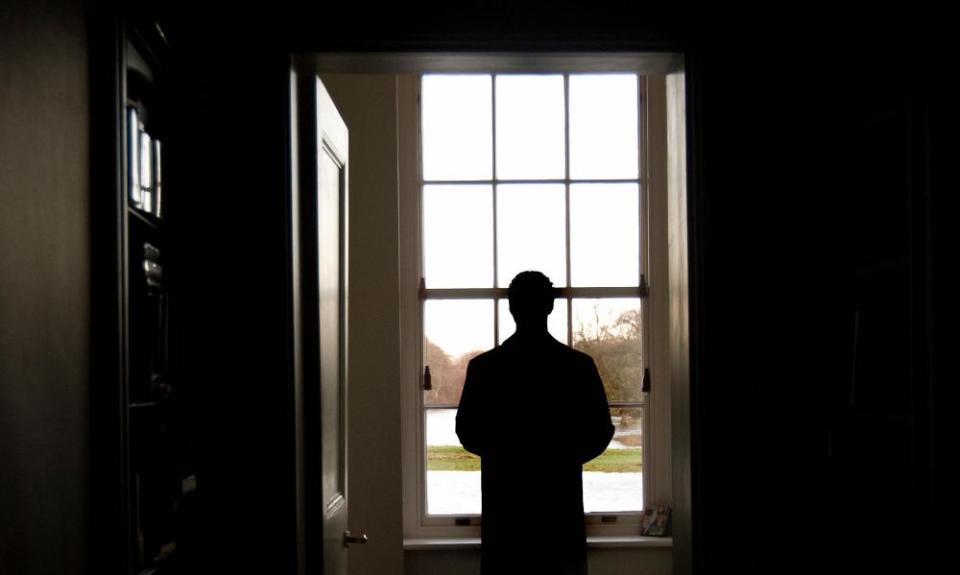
[318,141,347,532]
[292,64,349,575]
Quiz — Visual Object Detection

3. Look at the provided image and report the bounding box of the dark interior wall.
[0,0,90,572]
[683,20,948,573]
[161,28,300,573]
[1,1,946,573]
[692,17,952,574]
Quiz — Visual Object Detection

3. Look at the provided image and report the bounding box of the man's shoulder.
[554,342,596,367]
[467,347,498,369]
[467,346,504,367]
[470,338,595,366]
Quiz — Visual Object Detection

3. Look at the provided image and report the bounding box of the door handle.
[343,530,369,548]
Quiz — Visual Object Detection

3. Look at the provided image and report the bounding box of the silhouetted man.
[457,271,614,575]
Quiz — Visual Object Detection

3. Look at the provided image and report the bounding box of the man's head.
[507,271,555,326]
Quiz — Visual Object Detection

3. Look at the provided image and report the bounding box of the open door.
[292,63,358,575]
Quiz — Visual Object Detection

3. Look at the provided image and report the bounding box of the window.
[404,70,668,538]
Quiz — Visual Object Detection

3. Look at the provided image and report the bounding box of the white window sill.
[404,536,672,551]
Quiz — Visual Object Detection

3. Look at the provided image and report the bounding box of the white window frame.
[399,59,673,542]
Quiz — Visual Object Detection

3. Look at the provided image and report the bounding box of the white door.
[292,64,359,575]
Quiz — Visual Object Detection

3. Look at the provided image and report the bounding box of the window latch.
[423,365,432,391]
[642,367,650,393]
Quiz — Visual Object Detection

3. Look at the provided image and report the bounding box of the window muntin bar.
[420,286,648,299]
[422,178,641,185]
[425,401,647,410]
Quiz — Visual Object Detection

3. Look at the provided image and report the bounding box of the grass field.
[427,446,642,472]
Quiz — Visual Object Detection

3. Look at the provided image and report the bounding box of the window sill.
[404,536,672,551]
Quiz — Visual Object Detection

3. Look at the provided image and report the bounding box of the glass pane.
[423,185,493,288]
[426,407,482,515]
[569,184,639,287]
[569,74,639,179]
[583,406,643,513]
[571,298,644,403]
[422,75,492,181]
[496,184,566,288]
[424,299,494,406]
[498,298,569,345]
[495,75,566,180]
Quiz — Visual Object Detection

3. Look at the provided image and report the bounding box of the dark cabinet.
[828,93,934,572]
[121,19,197,575]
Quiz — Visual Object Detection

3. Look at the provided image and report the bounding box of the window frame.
[400,66,672,541]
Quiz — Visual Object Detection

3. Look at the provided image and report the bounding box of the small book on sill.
[640,505,671,537]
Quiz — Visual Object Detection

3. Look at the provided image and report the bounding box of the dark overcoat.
[456,332,614,575]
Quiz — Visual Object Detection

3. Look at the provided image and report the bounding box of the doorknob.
[343,530,369,548]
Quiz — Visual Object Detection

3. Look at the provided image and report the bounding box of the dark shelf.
[136,546,175,575]
[129,401,159,409]
[128,205,163,230]
[835,405,915,427]
[128,21,168,75]
[853,256,912,277]
[121,15,188,575]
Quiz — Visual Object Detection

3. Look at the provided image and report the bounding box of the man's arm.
[577,358,615,464]
[456,358,486,456]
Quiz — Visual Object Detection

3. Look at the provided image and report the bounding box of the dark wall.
[148,3,949,572]
[155,5,945,574]
[0,0,90,573]
[160,27,300,574]
[0,1,942,573]
[685,16,948,575]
